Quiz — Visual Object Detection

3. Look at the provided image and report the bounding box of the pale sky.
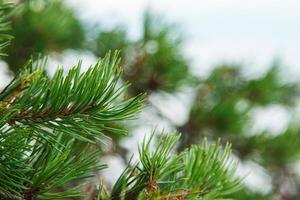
[67,0,300,78]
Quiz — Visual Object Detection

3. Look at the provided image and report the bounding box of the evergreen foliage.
[2,0,300,199]
[178,64,300,199]
[110,133,240,200]
[0,51,144,199]
[0,2,241,199]
[179,64,298,146]
[0,1,12,56]
[4,0,85,73]
[92,12,196,96]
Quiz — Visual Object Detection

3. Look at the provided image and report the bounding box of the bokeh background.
[1,0,300,199]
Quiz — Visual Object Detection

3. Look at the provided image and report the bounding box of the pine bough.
[0,2,241,200]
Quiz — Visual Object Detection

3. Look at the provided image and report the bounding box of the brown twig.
[159,189,207,200]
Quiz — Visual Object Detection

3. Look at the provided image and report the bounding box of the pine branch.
[0,52,144,144]
[0,51,144,199]
[0,2,243,199]
[111,132,241,200]
[0,191,23,200]
[20,133,106,200]
[0,2,13,56]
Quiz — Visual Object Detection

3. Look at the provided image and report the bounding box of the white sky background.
[67,0,300,78]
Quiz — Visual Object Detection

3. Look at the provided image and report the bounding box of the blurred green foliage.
[92,27,128,60]
[232,188,272,200]
[180,64,298,142]
[92,12,196,96]
[4,0,85,73]
[178,64,300,199]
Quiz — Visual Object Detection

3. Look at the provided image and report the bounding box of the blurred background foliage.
[91,11,197,96]
[4,0,85,72]
[2,0,300,199]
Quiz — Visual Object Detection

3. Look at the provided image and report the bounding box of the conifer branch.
[0,2,244,199]
[111,132,241,200]
[0,52,144,145]
[0,51,144,199]
[0,2,13,56]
